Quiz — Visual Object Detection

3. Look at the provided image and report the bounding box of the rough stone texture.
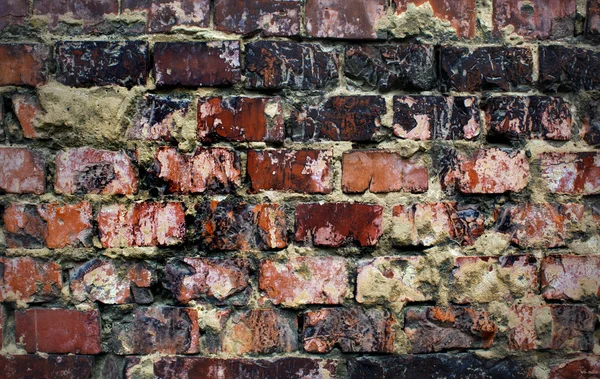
[0,257,62,304]
[451,256,539,303]
[404,306,497,353]
[259,257,349,307]
[247,149,332,194]
[245,41,339,90]
[12,93,42,139]
[305,0,386,39]
[493,0,576,39]
[0,44,49,86]
[393,96,480,140]
[342,151,428,193]
[290,96,385,142]
[195,201,287,251]
[541,255,600,300]
[121,0,210,32]
[154,42,241,87]
[441,46,534,92]
[485,96,572,141]
[344,44,436,91]
[0,355,94,379]
[127,95,190,141]
[295,203,384,247]
[582,98,600,146]
[198,97,284,143]
[395,0,477,38]
[214,0,300,36]
[392,203,485,246]
[303,307,395,353]
[0,147,45,194]
[540,152,600,194]
[539,45,600,92]
[0,0,28,30]
[550,356,600,379]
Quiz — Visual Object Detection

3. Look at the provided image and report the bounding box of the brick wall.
[0,0,599,378]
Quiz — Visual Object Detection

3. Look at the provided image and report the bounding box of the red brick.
[342,151,428,193]
[12,94,41,139]
[0,147,45,194]
[154,42,241,87]
[0,305,5,347]
[113,306,200,354]
[127,95,191,141]
[396,0,476,38]
[0,0,28,30]
[306,0,386,39]
[70,259,154,304]
[539,45,600,92]
[196,201,287,251]
[259,257,349,307]
[248,150,332,194]
[392,203,484,246]
[153,146,241,194]
[222,309,297,354]
[0,257,62,303]
[442,148,529,194]
[550,356,600,379]
[582,98,600,146]
[405,306,497,353]
[508,304,595,351]
[303,307,395,353]
[34,0,118,31]
[0,44,49,86]
[121,0,210,32]
[493,0,576,39]
[165,258,251,305]
[98,202,185,248]
[541,255,600,300]
[540,152,600,194]
[588,0,600,36]
[55,147,138,195]
[0,355,94,379]
[15,308,101,354]
[215,0,300,36]
[451,256,539,303]
[197,97,284,143]
[295,203,383,247]
[495,203,584,248]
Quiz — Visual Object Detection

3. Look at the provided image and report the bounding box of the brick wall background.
[0,0,599,378]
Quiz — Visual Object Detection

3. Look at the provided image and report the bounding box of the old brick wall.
[0,0,599,378]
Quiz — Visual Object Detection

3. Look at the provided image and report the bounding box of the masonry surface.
[0,0,599,378]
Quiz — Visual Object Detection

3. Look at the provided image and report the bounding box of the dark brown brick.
[0,44,49,87]
[541,255,600,300]
[121,0,210,32]
[493,0,576,39]
[306,0,387,39]
[0,147,45,194]
[540,152,600,194]
[588,0,600,37]
[127,95,191,141]
[0,257,62,304]
[582,98,600,145]
[0,0,28,30]
[539,45,600,92]
[395,0,476,38]
[215,0,300,36]
[550,356,600,379]
[0,355,94,379]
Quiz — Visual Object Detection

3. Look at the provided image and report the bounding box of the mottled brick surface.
[395,0,476,38]
[0,147,45,194]
[215,0,300,36]
[493,0,576,39]
[540,152,600,194]
[0,44,49,86]
[306,0,387,39]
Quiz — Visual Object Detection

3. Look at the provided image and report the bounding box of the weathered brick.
[152,147,241,194]
[54,147,138,195]
[121,0,210,32]
[306,0,386,39]
[0,305,4,347]
[165,257,251,305]
[550,356,600,379]
[582,98,600,145]
[540,152,600,194]
[12,93,41,139]
[0,355,94,379]
[98,202,185,248]
[0,257,62,303]
[394,96,480,140]
[56,41,148,87]
[4,202,93,249]
[154,42,241,87]
[245,41,338,90]
[15,309,101,354]
[495,203,584,248]
[508,304,595,351]
[70,259,154,304]
[588,0,600,36]
[0,44,49,86]
[356,256,438,304]
[248,150,332,194]
[0,147,45,194]
[539,45,600,92]
[303,307,395,353]
[197,97,284,143]
[196,201,287,251]
[290,96,385,142]
[395,0,476,38]
[441,148,529,194]
[493,0,576,39]
[451,256,539,303]
[127,95,190,141]
[541,255,600,300]
[222,309,297,354]
[113,306,200,354]
[342,151,428,194]
[34,0,118,31]
[441,46,533,92]
[405,306,497,353]
[154,357,337,379]
[295,203,383,247]
[215,0,300,36]
[259,257,349,307]
[392,203,484,246]
[0,0,28,30]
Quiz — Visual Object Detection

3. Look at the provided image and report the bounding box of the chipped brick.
[121,0,210,32]
[539,45,600,92]
[550,356,600,379]
[540,152,600,194]
[34,0,118,31]
[541,255,600,300]
[0,147,45,194]
[0,44,49,86]
[12,93,41,139]
[493,0,576,39]
[127,95,190,141]
[395,0,476,38]
[0,257,62,304]
[215,0,300,36]
[582,98,600,145]
[306,0,387,39]
[0,0,28,30]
